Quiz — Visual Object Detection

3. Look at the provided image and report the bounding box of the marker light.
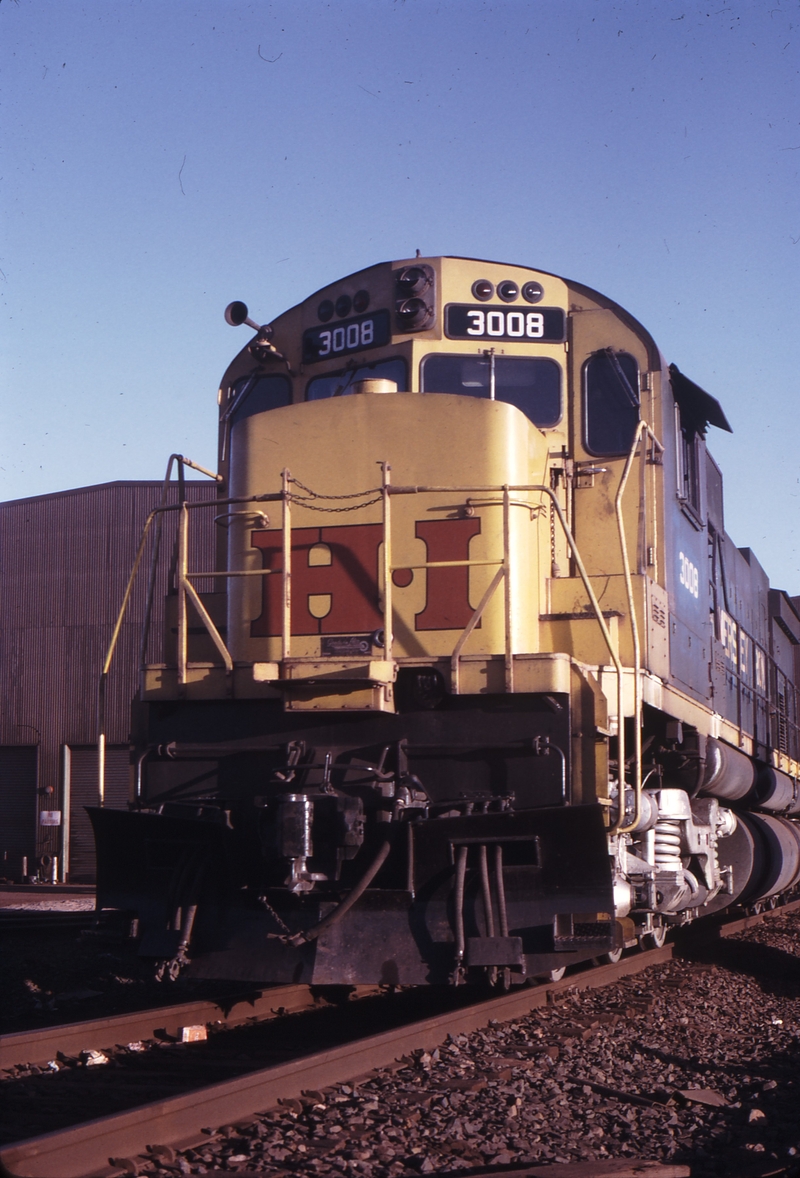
[522,281,544,304]
[318,300,334,322]
[353,289,370,313]
[471,279,493,301]
[497,280,519,302]
[335,294,352,318]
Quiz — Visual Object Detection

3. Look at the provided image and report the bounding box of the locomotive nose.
[225,392,550,682]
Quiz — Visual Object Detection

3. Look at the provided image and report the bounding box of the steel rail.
[0,948,675,1178]
[4,894,800,1178]
[0,912,95,935]
[0,983,329,1074]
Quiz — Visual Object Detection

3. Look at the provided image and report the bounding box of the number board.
[445,304,566,343]
[303,310,391,363]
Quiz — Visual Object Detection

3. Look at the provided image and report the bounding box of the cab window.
[420,354,561,428]
[306,358,407,401]
[676,404,704,517]
[229,375,291,424]
[584,350,639,456]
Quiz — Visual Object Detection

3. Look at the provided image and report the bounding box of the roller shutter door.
[0,746,37,879]
[68,747,130,883]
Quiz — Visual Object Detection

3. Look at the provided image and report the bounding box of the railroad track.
[2,899,799,1178]
[0,910,96,934]
[0,982,347,1072]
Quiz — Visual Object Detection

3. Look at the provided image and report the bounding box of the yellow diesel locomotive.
[92,256,800,985]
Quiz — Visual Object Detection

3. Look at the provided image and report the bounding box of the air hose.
[289,838,392,947]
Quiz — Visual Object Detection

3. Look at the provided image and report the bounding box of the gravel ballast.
[118,911,800,1178]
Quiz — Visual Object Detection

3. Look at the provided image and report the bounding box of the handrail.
[381,463,392,665]
[502,486,513,692]
[383,482,626,794]
[450,567,506,694]
[98,455,221,807]
[613,423,664,835]
[175,503,234,684]
[101,471,632,818]
[281,468,292,662]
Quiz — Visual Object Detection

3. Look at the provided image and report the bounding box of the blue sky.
[2,0,799,588]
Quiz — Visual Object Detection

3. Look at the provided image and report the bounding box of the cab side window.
[584,349,639,457]
[676,404,704,517]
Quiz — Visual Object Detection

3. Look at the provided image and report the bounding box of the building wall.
[0,480,217,880]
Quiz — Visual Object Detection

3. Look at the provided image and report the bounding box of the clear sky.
[2,1,798,588]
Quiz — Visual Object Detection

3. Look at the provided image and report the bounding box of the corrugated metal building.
[0,480,216,882]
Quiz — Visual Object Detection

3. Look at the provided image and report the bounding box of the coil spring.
[653,818,682,871]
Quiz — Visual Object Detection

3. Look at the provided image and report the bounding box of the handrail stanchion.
[177,501,189,687]
[382,462,393,666]
[613,422,663,836]
[503,484,513,693]
[97,729,105,809]
[450,567,505,694]
[281,469,292,663]
[139,454,179,673]
[98,508,160,808]
[538,487,626,819]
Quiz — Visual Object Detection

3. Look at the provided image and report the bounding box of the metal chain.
[288,477,383,513]
[290,494,383,513]
[290,476,381,501]
[257,894,292,935]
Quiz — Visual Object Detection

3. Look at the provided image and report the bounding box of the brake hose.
[289,838,392,947]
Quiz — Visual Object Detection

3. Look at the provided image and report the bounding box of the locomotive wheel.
[640,926,667,949]
[600,948,623,964]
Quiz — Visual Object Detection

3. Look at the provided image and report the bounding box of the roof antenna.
[415,249,421,258]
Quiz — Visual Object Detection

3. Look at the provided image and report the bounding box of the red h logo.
[250,518,481,638]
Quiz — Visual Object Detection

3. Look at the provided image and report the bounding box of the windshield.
[420,354,561,428]
[228,375,292,424]
[306,358,407,401]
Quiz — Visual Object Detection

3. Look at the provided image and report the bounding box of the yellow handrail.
[384,482,626,801]
[612,423,664,835]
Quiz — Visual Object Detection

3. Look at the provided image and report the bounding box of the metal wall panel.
[67,746,130,883]
[0,480,217,865]
[0,746,37,879]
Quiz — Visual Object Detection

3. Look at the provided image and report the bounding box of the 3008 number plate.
[445,304,565,343]
[303,310,391,363]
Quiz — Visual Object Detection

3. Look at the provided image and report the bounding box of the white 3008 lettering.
[679,551,699,599]
[466,310,544,338]
[318,319,374,356]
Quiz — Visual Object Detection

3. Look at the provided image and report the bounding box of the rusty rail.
[0,983,325,1074]
[6,895,800,1177]
[0,948,673,1178]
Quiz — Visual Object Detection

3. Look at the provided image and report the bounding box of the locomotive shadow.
[628,1038,800,1176]
[676,936,800,1000]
